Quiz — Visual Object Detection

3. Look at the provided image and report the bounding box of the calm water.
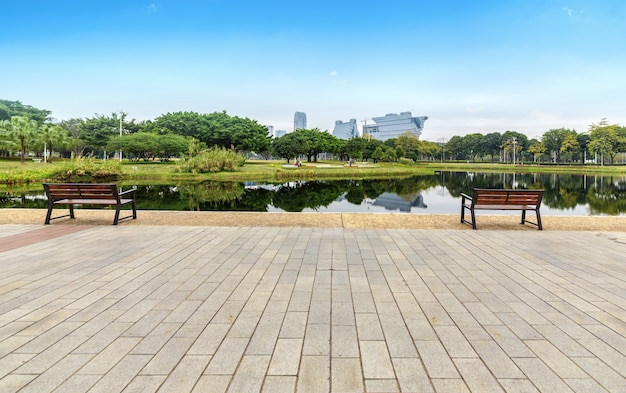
[2,172,625,216]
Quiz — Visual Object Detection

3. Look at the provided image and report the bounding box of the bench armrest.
[119,187,137,197]
[460,193,472,202]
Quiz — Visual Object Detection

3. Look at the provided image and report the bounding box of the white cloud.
[329,71,338,77]
[466,106,484,114]
[148,3,158,14]
[562,7,573,17]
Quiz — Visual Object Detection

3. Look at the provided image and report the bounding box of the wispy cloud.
[148,3,158,14]
[561,7,573,17]
[329,71,338,77]
[466,106,484,114]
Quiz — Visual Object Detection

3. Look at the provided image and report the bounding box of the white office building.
[362,112,428,141]
[332,119,360,139]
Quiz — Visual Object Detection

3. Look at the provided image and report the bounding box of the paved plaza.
[0,223,625,392]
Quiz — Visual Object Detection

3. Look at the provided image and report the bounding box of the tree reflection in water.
[1,173,625,215]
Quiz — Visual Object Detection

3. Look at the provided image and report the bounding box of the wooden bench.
[461,188,544,230]
[43,183,137,225]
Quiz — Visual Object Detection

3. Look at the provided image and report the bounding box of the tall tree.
[37,124,69,163]
[58,118,86,158]
[542,128,572,163]
[1,116,39,163]
[0,99,51,123]
[272,132,308,163]
[587,119,619,164]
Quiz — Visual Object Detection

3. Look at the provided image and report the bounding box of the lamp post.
[119,110,123,162]
[511,137,517,165]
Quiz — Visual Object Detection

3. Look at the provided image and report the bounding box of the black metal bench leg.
[113,205,121,225]
[536,209,543,230]
[45,205,53,224]
[521,210,526,224]
[471,209,477,229]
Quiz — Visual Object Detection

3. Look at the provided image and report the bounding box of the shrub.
[178,147,245,173]
[49,157,122,181]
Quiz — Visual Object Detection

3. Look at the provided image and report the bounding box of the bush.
[49,157,122,181]
[178,147,245,173]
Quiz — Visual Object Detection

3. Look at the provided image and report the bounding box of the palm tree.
[1,116,38,163]
[39,124,69,163]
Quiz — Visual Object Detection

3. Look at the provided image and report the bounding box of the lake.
[2,172,625,216]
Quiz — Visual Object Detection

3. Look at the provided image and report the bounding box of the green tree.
[151,111,271,153]
[37,124,69,163]
[542,128,572,163]
[155,134,190,161]
[587,119,619,164]
[445,136,464,160]
[419,140,441,161]
[482,132,502,162]
[462,133,484,161]
[0,99,51,123]
[344,137,367,161]
[58,118,86,158]
[272,132,308,163]
[560,132,580,163]
[528,139,547,162]
[0,116,39,163]
[396,131,420,158]
[293,128,337,162]
[363,139,384,161]
[107,132,157,161]
[81,112,136,157]
[500,131,528,163]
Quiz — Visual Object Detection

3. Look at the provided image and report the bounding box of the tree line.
[2,99,625,165]
[444,121,626,165]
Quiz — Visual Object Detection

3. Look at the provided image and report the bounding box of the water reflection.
[2,172,625,215]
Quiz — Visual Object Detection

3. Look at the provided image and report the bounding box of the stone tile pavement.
[0,224,625,392]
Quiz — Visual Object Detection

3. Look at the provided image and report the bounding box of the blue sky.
[2,0,625,140]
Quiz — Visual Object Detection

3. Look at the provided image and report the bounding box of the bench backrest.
[44,183,120,201]
[472,188,544,207]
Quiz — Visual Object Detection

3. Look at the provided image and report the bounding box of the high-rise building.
[332,119,359,139]
[294,111,307,130]
[275,130,287,138]
[362,112,428,141]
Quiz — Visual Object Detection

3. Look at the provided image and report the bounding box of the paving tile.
[514,357,576,393]
[331,358,364,393]
[360,340,395,379]
[227,355,271,393]
[268,339,302,376]
[392,357,433,393]
[1,225,625,392]
[296,356,329,393]
[261,376,296,393]
[204,337,248,375]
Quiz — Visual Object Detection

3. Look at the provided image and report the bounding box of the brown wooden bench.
[43,183,137,225]
[461,188,544,230]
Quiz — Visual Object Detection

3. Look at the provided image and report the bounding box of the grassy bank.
[1,158,625,187]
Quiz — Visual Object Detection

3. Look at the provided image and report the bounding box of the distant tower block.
[294,111,307,130]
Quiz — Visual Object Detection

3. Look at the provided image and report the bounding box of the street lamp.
[511,136,517,165]
[119,110,123,162]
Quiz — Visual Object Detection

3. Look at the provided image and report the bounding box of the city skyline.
[2,1,625,141]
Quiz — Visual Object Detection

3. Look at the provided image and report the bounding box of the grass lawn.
[1,158,625,188]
